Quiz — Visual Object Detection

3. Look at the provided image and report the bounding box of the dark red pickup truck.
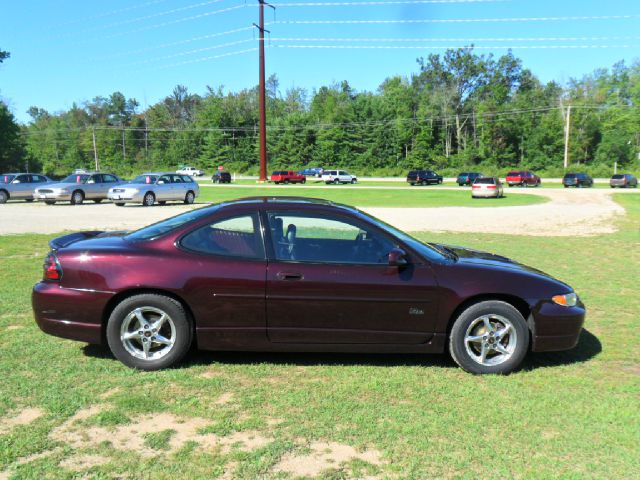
[271,171,306,184]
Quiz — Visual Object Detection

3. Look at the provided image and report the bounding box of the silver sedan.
[108,172,200,206]
[1,173,54,203]
[34,172,123,205]
[471,177,504,198]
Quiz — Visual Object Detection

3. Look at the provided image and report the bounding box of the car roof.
[141,172,178,176]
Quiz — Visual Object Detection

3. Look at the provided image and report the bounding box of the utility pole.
[92,126,99,171]
[254,0,274,182]
[122,127,126,163]
[563,105,571,170]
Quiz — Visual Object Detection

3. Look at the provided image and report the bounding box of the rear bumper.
[472,190,500,198]
[32,282,112,345]
[530,301,585,352]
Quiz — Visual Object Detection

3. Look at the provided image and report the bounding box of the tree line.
[1,47,639,177]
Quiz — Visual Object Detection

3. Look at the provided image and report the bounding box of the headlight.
[552,292,578,307]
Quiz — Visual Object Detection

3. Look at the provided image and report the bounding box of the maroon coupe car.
[33,197,585,374]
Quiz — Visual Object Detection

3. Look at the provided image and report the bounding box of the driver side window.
[267,212,394,264]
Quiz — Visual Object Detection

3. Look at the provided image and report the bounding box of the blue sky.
[1,0,638,123]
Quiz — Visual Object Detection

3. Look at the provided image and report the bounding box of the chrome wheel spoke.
[496,324,511,338]
[494,342,510,355]
[479,343,488,364]
[122,331,141,341]
[151,313,167,332]
[153,334,173,346]
[482,316,494,333]
[465,334,484,344]
[142,339,151,358]
[134,308,149,328]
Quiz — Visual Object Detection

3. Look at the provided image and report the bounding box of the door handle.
[276,272,304,281]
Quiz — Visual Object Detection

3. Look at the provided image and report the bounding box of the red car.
[33,197,585,374]
[505,171,541,187]
[271,170,306,184]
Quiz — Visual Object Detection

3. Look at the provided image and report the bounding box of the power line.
[50,0,172,28]
[271,43,640,49]
[271,0,506,5]
[95,26,255,60]
[124,39,255,66]
[273,14,640,25]
[270,35,640,42]
[152,47,259,70]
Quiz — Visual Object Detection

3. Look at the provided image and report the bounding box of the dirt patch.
[365,188,629,237]
[59,454,109,471]
[214,392,234,405]
[6,325,23,330]
[0,407,45,435]
[274,441,383,477]
[98,388,121,399]
[51,405,271,457]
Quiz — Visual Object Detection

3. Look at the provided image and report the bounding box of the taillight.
[43,253,62,281]
[487,185,496,189]
[472,185,480,189]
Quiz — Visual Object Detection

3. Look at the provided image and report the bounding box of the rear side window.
[181,175,193,182]
[475,178,495,184]
[180,214,264,259]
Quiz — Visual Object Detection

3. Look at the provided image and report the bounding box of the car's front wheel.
[143,192,155,206]
[0,190,8,203]
[106,294,193,370]
[449,300,529,374]
[71,190,84,205]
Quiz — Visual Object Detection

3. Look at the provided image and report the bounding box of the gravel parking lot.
[0,188,633,236]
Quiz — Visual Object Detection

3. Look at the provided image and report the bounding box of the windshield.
[131,174,158,184]
[475,178,495,184]
[125,205,221,242]
[507,171,521,176]
[564,174,576,179]
[612,174,624,179]
[355,210,446,262]
[61,174,90,184]
[1,175,16,184]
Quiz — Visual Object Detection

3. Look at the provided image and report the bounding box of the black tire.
[438,179,443,184]
[351,178,357,184]
[184,191,195,204]
[106,294,193,371]
[143,192,155,206]
[26,198,34,203]
[0,190,9,203]
[284,179,290,184]
[158,201,166,205]
[93,199,102,204]
[302,179,306,184]
[410,182,415,186]
[334,178,340,185]
[45,200,56,205]
[71,190,84,205]
[115,202,125,207]
[449,300,529,375]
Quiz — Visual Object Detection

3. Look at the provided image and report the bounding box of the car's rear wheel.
[93,199,102,204]
[106,294,192,371]
[0,190,8,203]
[26,198,34,202]
[143,192,155,206]
[71,190,84,205]
[115,202,125,207]
[45,200,56,205]
[334,178,340,185]
[158,201,166,205]
[449,300,529,375]
[351,178,357,184]
[284,179,290,184]
[184,191,195,204]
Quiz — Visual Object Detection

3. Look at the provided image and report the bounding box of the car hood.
[435,243,570,287]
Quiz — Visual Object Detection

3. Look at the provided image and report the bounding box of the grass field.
[0,195,638,479]
[197,184,546,207]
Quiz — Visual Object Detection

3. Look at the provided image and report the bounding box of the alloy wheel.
[120,306,176,361]
[463,314,517,366]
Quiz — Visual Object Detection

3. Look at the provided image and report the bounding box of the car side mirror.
[388,248,408,267]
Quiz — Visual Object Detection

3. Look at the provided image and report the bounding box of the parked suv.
[563,172,593,188]
[321,170,358,184]
[0,173,54,203]
[212,171,232,184]
[108,172,199,206]
[456,172,483,186]
[406,170,443,186]
[610,173,637,188]
[271,171,306,184]
[505,170,541,187]
[35,172,123,205]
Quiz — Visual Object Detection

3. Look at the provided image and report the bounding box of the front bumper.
[32,281,112,345]
[35,192,72,201]
[108,191,143,203]
[530,300,586,352]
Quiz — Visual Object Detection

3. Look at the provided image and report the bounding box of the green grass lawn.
[197,184,546,207]
[0,195,638,478]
